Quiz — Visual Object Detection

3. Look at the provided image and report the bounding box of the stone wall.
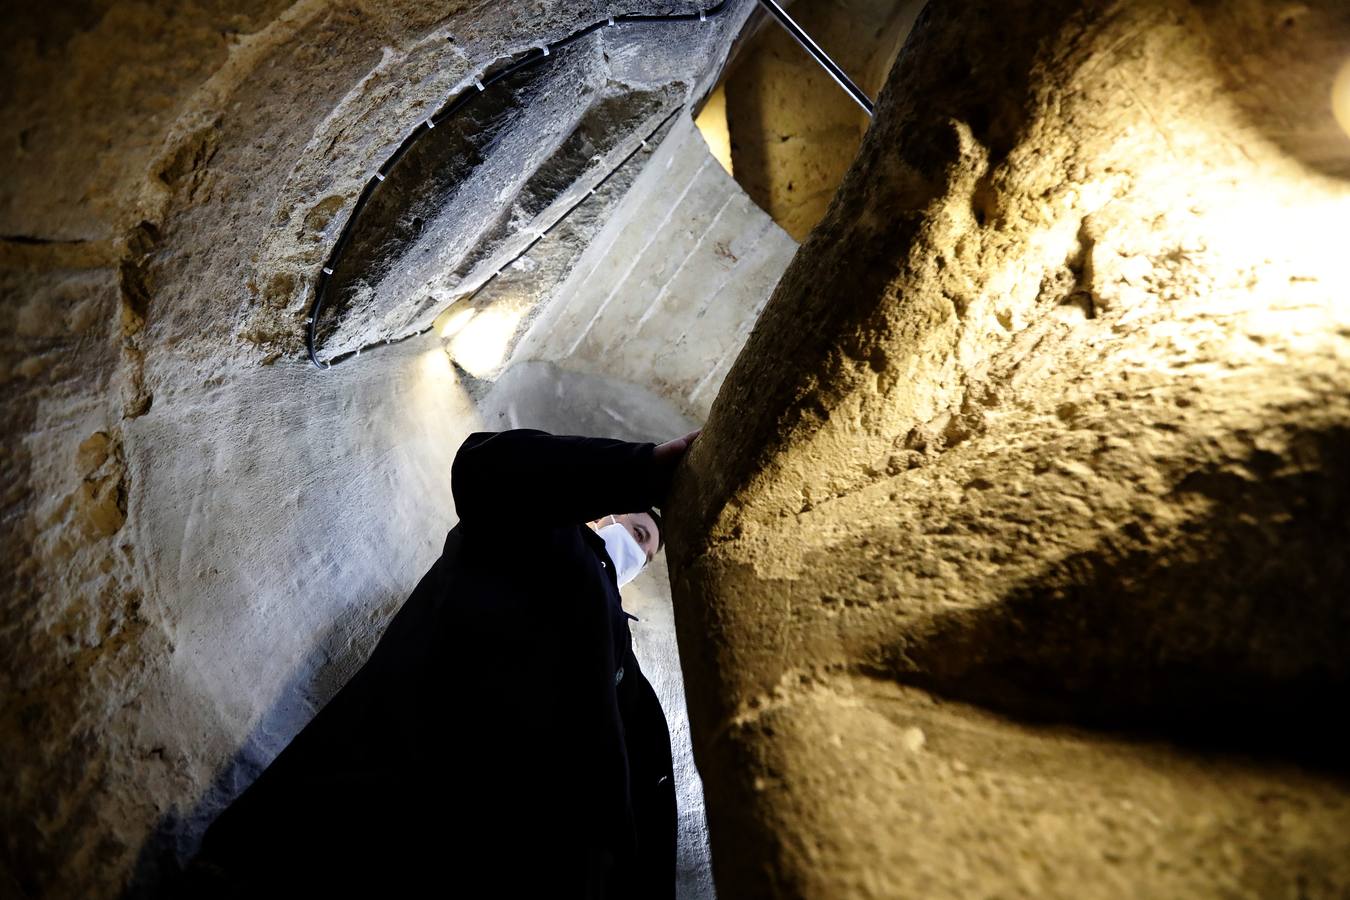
[7,0,1350,895]
[0,2,753,896]
[667,0,1350,895]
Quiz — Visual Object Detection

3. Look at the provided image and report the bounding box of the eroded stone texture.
[668,0,1350,896]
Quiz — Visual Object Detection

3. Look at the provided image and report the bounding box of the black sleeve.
[450,429,670,527]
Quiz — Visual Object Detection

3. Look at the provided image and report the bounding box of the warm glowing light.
[410,348,483,445]
[1334,59,1350,140]
[694,83,734,175]
[448,303,526,377]
[1214,191,1350,298]
[436,304,478,338]
[419,346,453,381]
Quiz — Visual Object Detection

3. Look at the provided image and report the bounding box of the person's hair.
[646,507,664,552]
[603,509,665,552]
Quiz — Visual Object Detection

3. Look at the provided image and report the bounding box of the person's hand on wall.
[651,430,700,505]
[653,430,700,465]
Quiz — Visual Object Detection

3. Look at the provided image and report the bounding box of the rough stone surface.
[430,114,680,384]
[667,0,1350,896]
[0,2,755,897]
[9,0,1350,896]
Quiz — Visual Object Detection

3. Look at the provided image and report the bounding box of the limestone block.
[668,0,1350,896]
[512,115,798,420]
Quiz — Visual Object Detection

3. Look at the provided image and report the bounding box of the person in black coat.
[180,427,700,899]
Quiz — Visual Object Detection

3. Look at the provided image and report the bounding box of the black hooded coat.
[186,429,679,898]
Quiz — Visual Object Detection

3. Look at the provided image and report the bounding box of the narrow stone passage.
[4,0,1350,897]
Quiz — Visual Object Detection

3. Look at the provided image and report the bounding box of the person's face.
[600,512,660,566]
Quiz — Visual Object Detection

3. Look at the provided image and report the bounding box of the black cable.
[306,2,731,369]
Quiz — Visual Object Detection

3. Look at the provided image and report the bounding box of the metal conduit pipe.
[306,2,732,370]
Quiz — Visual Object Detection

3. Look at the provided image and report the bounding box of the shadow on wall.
[123,601,393,898]
[875,425,1350,772]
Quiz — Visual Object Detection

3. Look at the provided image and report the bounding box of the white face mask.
[596,515,647,588]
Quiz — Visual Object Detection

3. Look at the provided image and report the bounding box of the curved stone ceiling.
[308,5,736,364]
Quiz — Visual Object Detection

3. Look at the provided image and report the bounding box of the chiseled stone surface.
[7,0,1350,896]
[668,0,1350,896]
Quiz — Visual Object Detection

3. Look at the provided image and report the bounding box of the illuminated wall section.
[669,0,1350,896]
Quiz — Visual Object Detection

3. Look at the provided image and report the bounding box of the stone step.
[509,114,797,420]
